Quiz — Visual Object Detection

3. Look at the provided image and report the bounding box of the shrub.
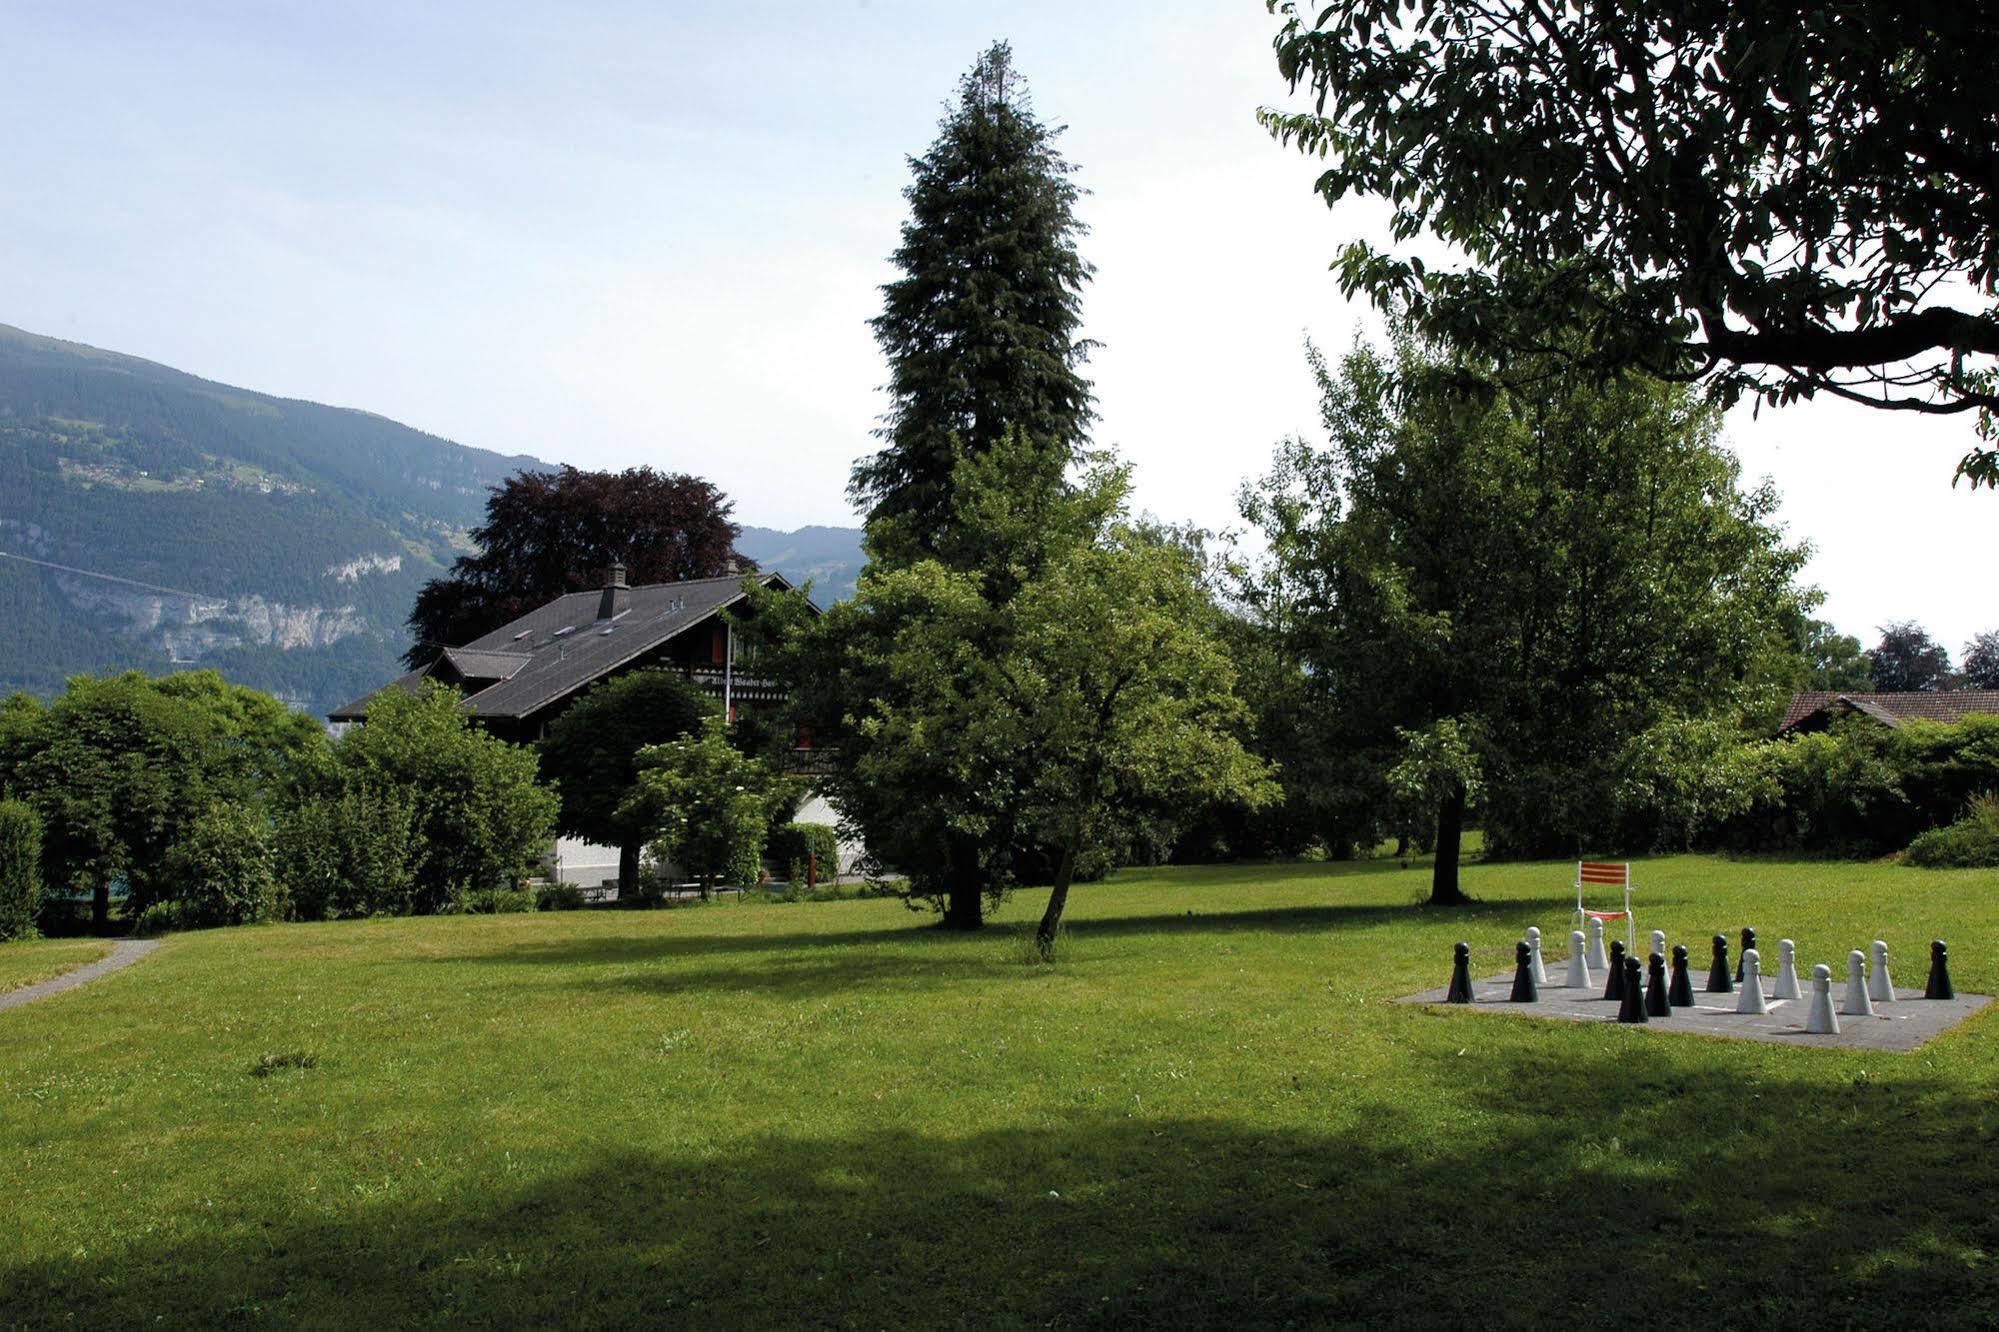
[1906,792,1999,868]
[450,886,536,914]
[158,805,282,928]
[134,900,198,937]
[276,787,419,920]
[0,799,44,941]
[535,881,587,911]
[768,822,840,886]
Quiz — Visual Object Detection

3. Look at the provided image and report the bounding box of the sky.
[1,0,1991,655]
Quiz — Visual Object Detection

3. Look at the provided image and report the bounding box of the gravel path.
[0,939,160,1013]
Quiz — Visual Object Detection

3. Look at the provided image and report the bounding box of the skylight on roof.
[552,626,575,637]
[513,630,532,640]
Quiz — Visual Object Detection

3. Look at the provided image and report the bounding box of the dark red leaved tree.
[405,467,742,664]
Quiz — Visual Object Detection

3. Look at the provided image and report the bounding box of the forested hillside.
[734,525,865,605]
[0,324,862,713]
[0,323,540,713]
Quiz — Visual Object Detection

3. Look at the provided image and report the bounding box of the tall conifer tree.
[851,42,1095,564]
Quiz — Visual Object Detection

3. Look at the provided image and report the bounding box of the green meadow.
[3,855,1996,1327]
[0,937,110,996]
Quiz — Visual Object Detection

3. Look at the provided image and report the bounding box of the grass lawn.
[3,854,1997,1326]
[0,937,112,995]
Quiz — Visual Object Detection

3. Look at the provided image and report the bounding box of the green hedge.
[0,799,44,941]
[1718,715,1999,856]
[768,823,840,885]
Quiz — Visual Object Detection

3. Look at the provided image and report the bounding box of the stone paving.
[0,939,160,1014]
[1398,965,1991,1051]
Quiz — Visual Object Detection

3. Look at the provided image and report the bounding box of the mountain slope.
[0,323,544,713]
[0,324,862,714]
[734,525,866,605]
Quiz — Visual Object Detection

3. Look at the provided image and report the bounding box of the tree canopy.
[1868,621,1953,692]
[1796,619,1874,693]
[327,682,557,911]
[1963,632,1999,690]
[769,437,1268,931]
[538,670,718,895]
[406,466,741,664]
[0,671,326,928]
[849,41,1096,562]
[1261,1,1999,484]
[623,715,786,897]
[1238,334,1810,901]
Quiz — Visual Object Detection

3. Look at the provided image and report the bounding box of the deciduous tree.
[1238,333,1809,902]
[623,716,785,897]
[538,671,718,897]
[1868,621,1952,693]
[1262,1,1999,484]
[329,682,557,910]
[768,439,1270,933]
[1798,619,1874,693]
[406,467,740,663]
[1961,631,1999,689]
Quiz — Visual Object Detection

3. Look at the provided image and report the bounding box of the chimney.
[597,562,628,620]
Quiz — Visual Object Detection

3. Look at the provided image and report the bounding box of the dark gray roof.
[330,572,805,723]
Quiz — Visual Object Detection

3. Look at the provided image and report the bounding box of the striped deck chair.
[1573,861,1636,954]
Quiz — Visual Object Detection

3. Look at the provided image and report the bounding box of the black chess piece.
[1510,941,1538,1002]
[1646,952,1670,1017]
[1603,939,1628,1001]
[1447,941,1474,1003]
[1926,939,1955,1001]
[1617,956,1649,1023]
[1707,934,1734,993]
[1736,927,1756,983]
[1669,944,1696,1007]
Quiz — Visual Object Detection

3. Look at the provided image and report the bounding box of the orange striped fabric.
[1578,862,1629,884]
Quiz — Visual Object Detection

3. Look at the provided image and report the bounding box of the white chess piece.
[1586,917,1609,972]
[1650,930,1668,976]
[1736,948,1770,1014]
[1772,938,1801,1001]
[1869,940,1895,1004]
[1804,964,1839,1035]
[1843,949,1876,1017]
[1565,929,1592,990]
[1526,926,1548,986]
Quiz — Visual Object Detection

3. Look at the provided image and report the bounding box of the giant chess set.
[1399,919,1992,1051]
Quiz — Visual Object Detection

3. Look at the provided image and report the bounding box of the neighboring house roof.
[330,571,805,723]
[1778,689,1999,733]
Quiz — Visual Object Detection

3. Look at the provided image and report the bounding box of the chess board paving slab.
[1395,972,1992,1051]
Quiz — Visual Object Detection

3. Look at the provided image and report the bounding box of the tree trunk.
[1034,841,1081,960]
[92,877,110,933]
[940,884,983,931]
[1430,787,1469,906]
[617,840,640,901]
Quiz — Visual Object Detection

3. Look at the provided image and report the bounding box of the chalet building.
[330,564,812,745]
[331,565,838,889]
[1778,689,1999,734]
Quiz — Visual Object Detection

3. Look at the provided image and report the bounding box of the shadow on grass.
[460,891,1586,980]
[8,1051,1995,1326]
